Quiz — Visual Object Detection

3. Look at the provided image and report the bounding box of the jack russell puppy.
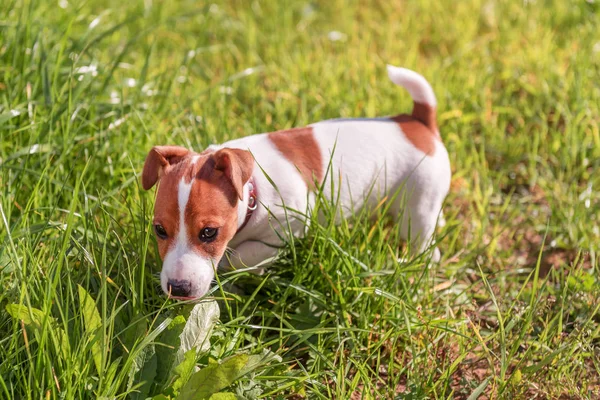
[142,65,451,300]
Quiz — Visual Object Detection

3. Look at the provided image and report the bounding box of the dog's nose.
[167,279,192,297]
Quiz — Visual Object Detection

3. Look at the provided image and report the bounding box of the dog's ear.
[213,148,254,200]
[142,146,190,190]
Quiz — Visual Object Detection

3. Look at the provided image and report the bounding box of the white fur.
[219,117,450,270]
[220,65,450,269]
[313,119,450,255]
[161,177,216,298]
[163,65,450,295]
[386,65,437,106]
[212,136,311,250]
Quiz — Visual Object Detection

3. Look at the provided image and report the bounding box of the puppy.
[142,65,451,299]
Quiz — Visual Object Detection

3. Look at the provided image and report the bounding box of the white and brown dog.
[142,65,451,300]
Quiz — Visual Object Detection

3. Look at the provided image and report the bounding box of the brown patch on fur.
[213,148,254,200]
[142,146,190,190]
[151,153,248,261]
[411,102,439,135]
[152,157,193,259]
[268,126,323,188]
[183,158,240,259]
[390,114,439,156]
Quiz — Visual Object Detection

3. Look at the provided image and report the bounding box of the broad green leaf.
[177,301,220,363]
[177,354,249,400]
[78,285,103,374]
[156,315,186,387]
[234,379,264,399]
[239,349,281,377]
[5,304,47,327]
[103,357,122,390]
[122,317,172,397]
[122,314,149,354]
[232,349,281,399]
[6,304,71,360]
[129,344,157,400]
[172,349,197,393]
[208,393,237,400]
[238,355,263,377]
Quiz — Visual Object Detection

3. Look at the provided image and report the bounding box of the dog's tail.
[386,65,438,132]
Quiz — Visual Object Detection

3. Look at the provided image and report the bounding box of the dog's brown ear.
[213,148,254,200]
[142,146,190,190]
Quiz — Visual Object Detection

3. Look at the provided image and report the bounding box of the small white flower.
[579,183,592,209]
[109,91,121,104]
[108,118,125,130]
[327,31,347,42]
[241,67,255,76]
[75,64,98,76]
[126,78,136,87]
[89,16,101,29]
[141,83,156,96]
[59,0,68,8]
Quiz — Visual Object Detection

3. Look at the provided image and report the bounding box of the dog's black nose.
[167,279,192,297]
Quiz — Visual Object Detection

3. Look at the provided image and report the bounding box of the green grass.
[1,0,599,398]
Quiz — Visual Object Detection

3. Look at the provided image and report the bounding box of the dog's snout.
[167,279,192,297]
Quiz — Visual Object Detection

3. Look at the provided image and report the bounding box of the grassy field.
[1,0,599,398]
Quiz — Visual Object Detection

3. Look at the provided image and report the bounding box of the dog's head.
[142,146,253,299]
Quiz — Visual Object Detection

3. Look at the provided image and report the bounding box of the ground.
[1,0,599,399]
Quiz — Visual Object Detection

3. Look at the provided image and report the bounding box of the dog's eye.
[154,224,168,239]
[199,227,218,242]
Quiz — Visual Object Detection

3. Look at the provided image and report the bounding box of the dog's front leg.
[220,240,282,275]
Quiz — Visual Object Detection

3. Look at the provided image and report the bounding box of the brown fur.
[149,149,253,260]
[142,146,190,190]
[213,148,254,200]
[268,127,323,188]
[391,104,439,156]
[183,158,240,259]
[152,158,189,259]
[411,102,439,136]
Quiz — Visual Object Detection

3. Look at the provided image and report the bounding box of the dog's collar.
[237,177,257,234]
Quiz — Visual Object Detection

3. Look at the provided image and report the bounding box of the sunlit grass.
[1,0,599,398]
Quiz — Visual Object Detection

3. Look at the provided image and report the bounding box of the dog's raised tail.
[386,65,438,133]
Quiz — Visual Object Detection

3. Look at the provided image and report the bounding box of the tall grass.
[1,0,599,398]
